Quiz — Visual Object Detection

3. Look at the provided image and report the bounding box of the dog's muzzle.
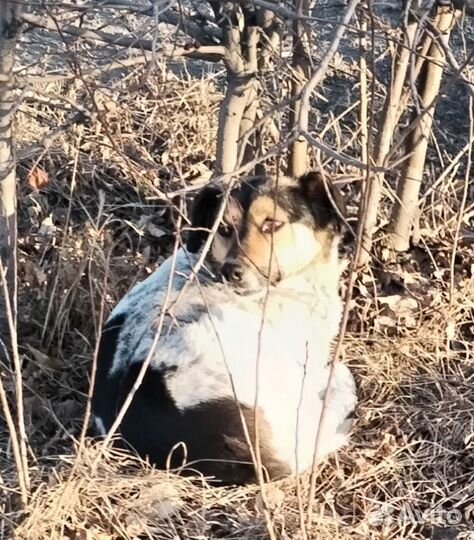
[222,262,245,285]
[221,260,281,291]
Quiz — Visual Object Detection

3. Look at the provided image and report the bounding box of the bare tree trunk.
[358,10,368,167]
[396,29,434,128]
[0,0,29,511]
[255,6,282,176]
[288,0,311,178]
[389,5,457,252]
[237,24,260,168]
[215,6,260,179]
[357,15,419,267]
[0,1,20,353]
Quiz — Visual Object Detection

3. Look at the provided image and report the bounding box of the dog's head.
[186,171,346,290]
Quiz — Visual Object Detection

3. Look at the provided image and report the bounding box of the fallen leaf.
[375,315,397,329]
[378,295,418,316]
[22,260,47,287]
[27,166,49,191]
[147,222,166,238]
[376,295,418,329]
[39,215,56,237]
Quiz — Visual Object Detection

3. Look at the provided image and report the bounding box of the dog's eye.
[218,223,233,238]
[261,218,285,234]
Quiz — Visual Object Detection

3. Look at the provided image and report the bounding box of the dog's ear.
[298,171,346,232]
[186,185,222,253]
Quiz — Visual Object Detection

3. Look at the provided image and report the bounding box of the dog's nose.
[222,262,244,284]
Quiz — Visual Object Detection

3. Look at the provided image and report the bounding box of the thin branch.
[78,253,110,452]
[157,7,222,44]
[0,360,28,506]
[13,53,193,87]
[21,12,155,49]
[93,207,185,465]
[0,260,29,505]
[303,130,389,172]
[425,18,474,101]
[420,133,474,204]
[358,9,368,166]
[88,0,223,43]
[37,0,223,43]
[305,156,369,529]
[247,0,341,23]
[20,12,224,61]
[449,94,472,302]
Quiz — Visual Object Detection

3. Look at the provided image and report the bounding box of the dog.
[91,171,357,485]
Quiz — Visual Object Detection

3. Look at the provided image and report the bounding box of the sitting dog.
[91,171,357,485]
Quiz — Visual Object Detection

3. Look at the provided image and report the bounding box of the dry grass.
[14,445,265,540]
[1,5,474,540]
[8,296,474,539]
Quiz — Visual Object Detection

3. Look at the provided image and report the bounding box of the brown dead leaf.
[22,259,47,287]
[124,514,146,537]
[27,166,49,191]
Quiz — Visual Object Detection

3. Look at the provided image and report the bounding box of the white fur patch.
[102,242,355,474]
[108,248,204,376]
[276,222,320,279]
[157,284,355,472]
[110,248,196,319]
[93,415,106,436]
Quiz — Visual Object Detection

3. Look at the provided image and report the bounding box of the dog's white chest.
[155,292,352,473]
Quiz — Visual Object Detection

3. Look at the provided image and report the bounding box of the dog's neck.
[276,239,343,295]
